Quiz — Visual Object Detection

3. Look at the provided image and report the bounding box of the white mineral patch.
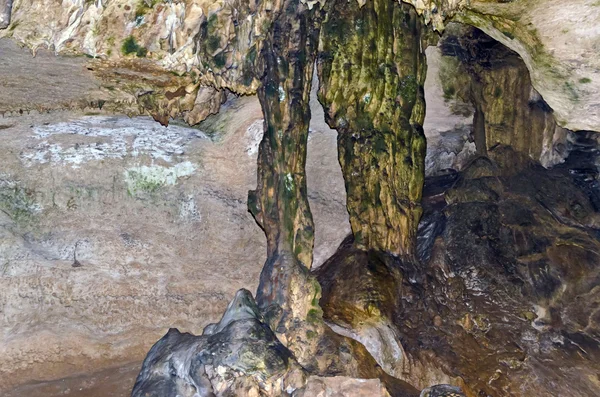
[21,116,207,167]
[245,119,264,156]
[124,161,197,194]
[179,194,200,222]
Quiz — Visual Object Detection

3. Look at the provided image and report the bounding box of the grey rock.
[0,0,12,29]
[132,289,301,397]
[420,384,465,397]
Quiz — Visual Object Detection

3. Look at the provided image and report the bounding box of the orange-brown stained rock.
[317,151,600,396]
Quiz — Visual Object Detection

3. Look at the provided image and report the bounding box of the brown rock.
[293,376,392,397]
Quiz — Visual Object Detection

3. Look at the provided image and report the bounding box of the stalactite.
[318,0,427,259]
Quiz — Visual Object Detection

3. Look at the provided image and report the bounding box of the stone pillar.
[318,0,427,258]
[248,0,322,317]
[0,0,13,29]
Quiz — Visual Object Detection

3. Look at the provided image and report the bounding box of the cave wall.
[1,0,599,395]
[1,0,598,132]
[439,25,571,169]
[0,91,349,392]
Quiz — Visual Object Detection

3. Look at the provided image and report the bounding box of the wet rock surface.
[318,146,600,396]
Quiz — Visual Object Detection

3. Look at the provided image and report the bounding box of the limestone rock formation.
[455,0,600,133]
[0,0,266,122]
[1,0,599,396]
[2,0,599,132]
[439,24,571,169]
[318,146,600,396]
[0,0,11,29]
[131,287,434,396]
[318,0,427,258]
[132,289,307,397]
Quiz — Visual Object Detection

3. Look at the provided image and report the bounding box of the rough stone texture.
[247,0,326,371]
[293,376,392,397]
[2,4,599,396]
[2,0,599,132]
[0,0,12,29]
[318,145,600,396]
[439,25,571,169]
[0,106,266,392]
[0,0,266,123]
[132,288,427,397]
[454,0,600,132]
[0,94,349,393]
[0,38,105,113]
[318,0,427,258]
[249,0,318,275]
[185,86,227,125]
[1,0,264,88]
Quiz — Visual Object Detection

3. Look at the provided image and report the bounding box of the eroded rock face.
[439,25,570,169]
[2,0,599,131]
[0,0,266,122]
[132,289,307,397]
[0,92,351,392]
[455,0,600,132]
[246,0,325,371]
[318,0,427,258]
[0,0,12,29]
[318,146,600,396]
[3,2,599,396]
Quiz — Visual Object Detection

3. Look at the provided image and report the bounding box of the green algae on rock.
[318,0,427,258]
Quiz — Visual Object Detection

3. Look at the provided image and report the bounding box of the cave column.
[248,0,322,329]
[318,0,427,259]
